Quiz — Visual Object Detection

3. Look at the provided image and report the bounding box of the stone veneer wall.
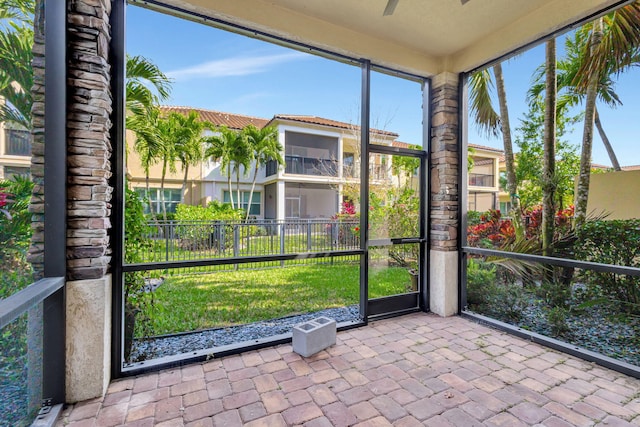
[66,0,113,280]
[29,0,113,280]
[27,0,45,275]
[430,73,459,250]
[429,72,460,317]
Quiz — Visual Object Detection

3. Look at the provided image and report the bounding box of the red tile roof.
[469,143,504,153]
[392,140,423,149]
[270,115,399,137]
[622,165,640,171]
[159,106,269,131]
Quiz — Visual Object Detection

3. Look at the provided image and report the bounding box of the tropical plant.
[0,175,34,298]
[128,107,163,216]
[170,110,211,203]
[0,0,34,130]
[569,3,640,228]
[125,54,172,116]
[574,219,640,314]
[469,65,524,237]
[205,126,251,211]
[243,124,282,220]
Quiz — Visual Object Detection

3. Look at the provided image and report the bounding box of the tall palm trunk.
[575,19,603,229]
[246,164,260,221]
[493,63,524,238]
[542,39,557,281]
[160,159,168,221]
[227,169,234,209]
[594,108,621,171]
[181,165,189,204]
[235,164,242,215]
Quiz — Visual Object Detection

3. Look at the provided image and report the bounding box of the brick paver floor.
[57,313,640,426]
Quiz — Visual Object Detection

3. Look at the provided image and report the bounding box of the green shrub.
[546,306,570,336]
[466,259,527,321]
[536,280,571,308]
[466,258,497,307]
[0,176,34,298]
[173,202,246,251]
[124,188,154,356]
[467,210,482,227]
[575,220,640,313]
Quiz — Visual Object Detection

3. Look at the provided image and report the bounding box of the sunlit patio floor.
[57,313,640,426]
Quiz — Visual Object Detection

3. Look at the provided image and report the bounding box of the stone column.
[27,0,45,275]
[65,0,113,402]
[429,72,460,317]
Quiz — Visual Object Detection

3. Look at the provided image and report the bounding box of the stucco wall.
[587,170,640,220]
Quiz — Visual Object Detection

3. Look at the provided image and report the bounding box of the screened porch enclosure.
[284,183,338,219]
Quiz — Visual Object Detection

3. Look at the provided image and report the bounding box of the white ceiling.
[142,0,629,76]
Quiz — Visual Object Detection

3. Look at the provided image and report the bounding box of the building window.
[223,191,261,216]
[499,201,512,214]
[3,166,30,179]
[135,187,182,214]
[4,129,31,156]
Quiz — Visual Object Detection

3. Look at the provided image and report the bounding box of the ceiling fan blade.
[461,0,471,4]
[383,0,399,16]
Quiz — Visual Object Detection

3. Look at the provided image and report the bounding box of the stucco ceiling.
[139,0,630,76]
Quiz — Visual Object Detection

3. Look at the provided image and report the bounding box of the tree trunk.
[227,168,234,209]
[181,164,189,204]
[542,39,557,256]
[542,39,557,283]
[594,108,621,171]
[493,63,524,238]
[144,172,160,228]
[160,159,168,221]
[236,166,242,214]
[246,165,259,221]
[575,19,603,229]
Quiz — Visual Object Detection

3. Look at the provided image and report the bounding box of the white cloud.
[166,52,307,80]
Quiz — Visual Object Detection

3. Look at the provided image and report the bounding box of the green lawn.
[142,263,411,336]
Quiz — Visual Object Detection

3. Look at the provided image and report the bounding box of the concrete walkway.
[57,313,640,426]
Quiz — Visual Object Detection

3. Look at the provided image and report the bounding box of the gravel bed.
[475,298,640,366]
[128,305,359,363]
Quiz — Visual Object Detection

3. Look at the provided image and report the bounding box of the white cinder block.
[292,316,337,357]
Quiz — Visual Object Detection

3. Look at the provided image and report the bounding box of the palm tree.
[243,124,282,220]
[128,107,164,216]
[469,65,524,238]
[571,3,640,227]
[530,36,624,172]
[125,54,172,116]
[171,110,211,203]
[205,126,241,209]
[228,131,252,211]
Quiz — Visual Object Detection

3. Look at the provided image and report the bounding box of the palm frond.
[574,3,640,91]
[468,69,501,138]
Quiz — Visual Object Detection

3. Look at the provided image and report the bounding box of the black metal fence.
[130,218,361,269]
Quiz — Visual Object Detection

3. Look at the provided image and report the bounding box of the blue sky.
[127,5,639,166]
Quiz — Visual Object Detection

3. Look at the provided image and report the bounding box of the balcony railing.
[469,173,494,187]
[4,129,31,156]
[342,165,389,180]
[285,155,338,176]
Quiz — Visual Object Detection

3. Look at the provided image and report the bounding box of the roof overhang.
[136,0,632,77]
